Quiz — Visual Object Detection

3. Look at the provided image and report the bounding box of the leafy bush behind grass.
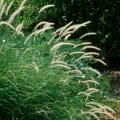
[0,1,118,120]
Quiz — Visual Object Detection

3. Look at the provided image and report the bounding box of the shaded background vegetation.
[6,0,120,68]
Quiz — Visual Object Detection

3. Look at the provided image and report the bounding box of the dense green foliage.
[0,27,116,120]
[0,1,119,120]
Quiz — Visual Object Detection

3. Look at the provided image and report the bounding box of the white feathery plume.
[0,21,14,29]
[8,6,25,24]
[81,67,102,76]
[67,69,82,75]
[43,22,54,28]
[87,102,115,113]
[86,88,99,94]
[8,0,27,24]
[35,21,54,29]
[77,55,93,61]
[74,42,92,48]
[0,3,7,20]
[78,88,99,97]
[6,1,14,15]
[82,111,101,120]
[15,22,24,36]
[31,61,39,73]
[63,21,91,35]
[80,32,96,39]
[49,21,73,44]
[61,30,74,38]
[81,80,99,85]
[0,0,4,10]
[16,22,23,32]
[54,21,73,36]
[35,21,48,29]
[35,26,53,36]
[51,64,71,70]
[49,34,58,45]
[82,46,101,51]
[64,34,71,41]
[19,0,27,8]
[52,52,69,61]
[50,42,75,54]
[51,60,68,65]
[23,47,32,54]
[95,59,107,66]
[24,24,53,44]
[70,51,85,55]
[39,5,55,13]
[84,52,100,56]
[24,31,37,44]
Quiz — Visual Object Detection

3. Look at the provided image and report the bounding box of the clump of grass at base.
[0,0,118,120]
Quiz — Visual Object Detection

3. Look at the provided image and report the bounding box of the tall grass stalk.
[0,0,117,120]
